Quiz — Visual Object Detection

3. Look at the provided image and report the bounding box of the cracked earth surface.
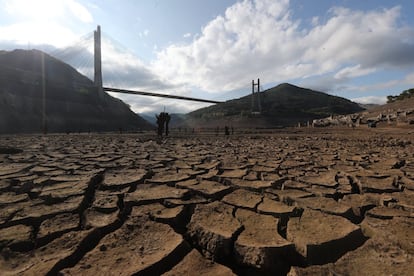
[0,128,413,275]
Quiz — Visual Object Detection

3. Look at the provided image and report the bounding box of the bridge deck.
[103,87,222,104]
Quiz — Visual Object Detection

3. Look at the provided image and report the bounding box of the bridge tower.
[94,25,104,99]
[251,78,262,114]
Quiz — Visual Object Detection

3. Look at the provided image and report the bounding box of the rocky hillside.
[0,49,152,134]
[310,96,414,128]
[178,83,364,128]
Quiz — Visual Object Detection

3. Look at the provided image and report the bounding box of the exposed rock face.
[0,49,152,133]
[0,128,413,275]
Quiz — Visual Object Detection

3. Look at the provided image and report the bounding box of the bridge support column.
[94,25,104,99]
[251,78,261,114]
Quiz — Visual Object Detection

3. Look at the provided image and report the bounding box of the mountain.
[0,49,152,134]
[140,113,157,126]
[180,83,364,128]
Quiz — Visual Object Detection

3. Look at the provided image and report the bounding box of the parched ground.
[0,128,413,275]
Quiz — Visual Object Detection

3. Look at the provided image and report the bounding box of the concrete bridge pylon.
[94,25,104,99]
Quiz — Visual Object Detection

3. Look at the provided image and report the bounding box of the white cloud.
[0,22,78,47]
[183,33,192,38]
[334,65,376,80]
[0,0,93,47]
[152,0,414,94]
[311,16,319,26]
[351,96,387,105]
[2,0,92,23]
[66,0,93,23]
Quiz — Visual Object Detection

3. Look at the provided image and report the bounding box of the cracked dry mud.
[0,128,413,275]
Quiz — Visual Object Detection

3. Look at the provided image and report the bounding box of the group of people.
[156,111,235,137]
[156,112,171,136]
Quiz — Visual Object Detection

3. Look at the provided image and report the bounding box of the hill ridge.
[0,49,152,134]
[180,83,364,128]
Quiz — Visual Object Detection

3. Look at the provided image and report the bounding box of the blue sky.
[1,0,414,114]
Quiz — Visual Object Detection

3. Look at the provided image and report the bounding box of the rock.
[280,160,309,170]
[261,173,287,183]
[221,189,263,210]
[11,196,83,224]
[171,160,192,169]
[0,164,32,177]
[177,168,206,177]
[146,171,191,185]
[303,186,338,198]
[229,179,274,191]
[242,171,260,180]
[219,169,247,178]
[175,179,198,188]
[295,197,354,220]
[37,213,79,242]
[124,185,190,206]
[282,180,309,190]
[0,192,29,205]
[102,169,147,189]
[288,264,333,276]
[49,174,91,183]
[257,197,299,217]
[92,192,119,213]
[0,224,32,251]
[366,206,412,219]
[340,193,380,217]
[195,161,221,170]
[288,236,414,276]
[298,171,338,188]
[163,249,236,276]
[251,164,277,173]
[266,188,313,204]
[358,176,401,193]
[234,209,294,272]
[400,176,414,190]
[389,190,414,212]
[182,180,232,199]
[187,201,242,260]
[164,196,209,207]
[332,239,413,275]
[196,169,219,180]
[0,230,93,275]
[83,209,119,229]
[39,181,88,202]
[287,209,366,264]
[62,216,190,275]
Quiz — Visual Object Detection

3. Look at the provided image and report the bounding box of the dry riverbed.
[0,128,413,275]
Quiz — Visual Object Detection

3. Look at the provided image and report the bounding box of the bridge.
[53,25,221,105]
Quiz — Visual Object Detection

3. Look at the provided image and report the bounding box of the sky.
[1,0,414,115]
